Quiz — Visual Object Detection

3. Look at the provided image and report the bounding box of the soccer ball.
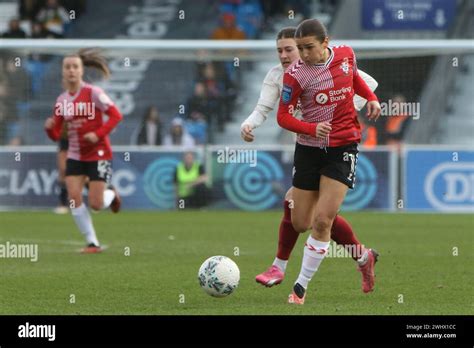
[198,256,240,297]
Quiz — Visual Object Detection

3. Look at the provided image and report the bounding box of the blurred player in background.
[241,27,380,296]
[44,48,123,253]
[277,19,381,304]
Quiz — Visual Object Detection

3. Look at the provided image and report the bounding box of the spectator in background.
[136,106,163,145]
[2,19,27,38]
[163,117,196,147]
[21,0,86,21]
[211,12,246,40]
[385,94,411,149]
[232,0,264,39]
[36,0,70,37]
[3,58,28,145]
[20,0,41,21]
[197,63,227,131]
[200,62,223,98]
[174,151,210,209]
[358,114,378,149]
[209,13,242,118]
[186,111,208,145]
[196,61,237,131]
[187,82,210,121]
[31,21,61,39]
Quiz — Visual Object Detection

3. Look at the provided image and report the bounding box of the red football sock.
[331,215,365,261]
[276,200,300,261]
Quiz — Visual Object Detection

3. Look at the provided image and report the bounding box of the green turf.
[0,211,472,315]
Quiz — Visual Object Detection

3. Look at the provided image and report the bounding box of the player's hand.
[316,121,332,139]
[44,117,55,130]
[241,124,255,142]
[366,100,381,121]
[83,132,99,144]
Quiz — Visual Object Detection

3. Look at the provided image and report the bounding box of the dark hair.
[276,27,296,40]
[65,48,110,78]
[144,105,160,121]
[295,19,328,43]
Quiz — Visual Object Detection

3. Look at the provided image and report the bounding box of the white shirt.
[146,122,157,145]
[241,64,378,131]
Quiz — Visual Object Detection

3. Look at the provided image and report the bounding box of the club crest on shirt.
[282,84,293,104]
[340,57,350,75]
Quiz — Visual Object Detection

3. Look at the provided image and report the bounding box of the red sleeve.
[353,73,378,102]
[95,105,123,139]
[277,73,317,136]
[351,47,378,102]
[45,103,64,142]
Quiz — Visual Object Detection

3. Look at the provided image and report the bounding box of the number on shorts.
[97,160,108,179]
[344,152,357,182]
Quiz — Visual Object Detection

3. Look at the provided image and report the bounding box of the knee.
[89,198,103,211]
[291,216,310,233]
[313,214,334,233]
[67,193,82,208]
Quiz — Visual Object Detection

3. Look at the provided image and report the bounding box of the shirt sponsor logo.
[315,93,328,104]
[315,86,352,104]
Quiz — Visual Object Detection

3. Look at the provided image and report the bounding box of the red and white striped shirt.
[45,82,123,161]
[277,45,378,147]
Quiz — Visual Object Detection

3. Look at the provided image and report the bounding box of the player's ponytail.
[295,19,328,43]
[76,48,110,79]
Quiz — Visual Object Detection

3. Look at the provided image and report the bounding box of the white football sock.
[272,257,288,273]
[295,236,330,289]
[71,204,100,246]
[102,189,116,210]
[357,249,369,266]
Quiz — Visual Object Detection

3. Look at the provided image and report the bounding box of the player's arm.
[44,101,64,141]
[191,164,208,186]
[353,70,378,111]
[351,48,381,121]
[240,70,280,142]
[173,168,179,201]
[91,87,123,140]
[94,105,123,139]
[277,74,330,138]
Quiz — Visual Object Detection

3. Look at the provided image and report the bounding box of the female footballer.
[241,27,379,299]
[44,48,123,253]
[275,20,381,304]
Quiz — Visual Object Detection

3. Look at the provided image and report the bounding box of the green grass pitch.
[0,211,472,315]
